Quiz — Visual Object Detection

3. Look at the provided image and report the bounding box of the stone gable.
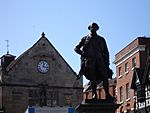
[1,33,83,113]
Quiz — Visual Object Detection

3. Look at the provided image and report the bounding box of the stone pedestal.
[75,99,120,113]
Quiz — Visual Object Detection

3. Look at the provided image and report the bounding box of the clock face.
[37,61,49,73]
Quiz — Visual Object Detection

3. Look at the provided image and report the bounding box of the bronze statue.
[74,22,113,99]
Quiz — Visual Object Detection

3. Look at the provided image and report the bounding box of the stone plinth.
[75,99,120,113]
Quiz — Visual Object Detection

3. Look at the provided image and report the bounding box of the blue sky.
[0,0,150,84]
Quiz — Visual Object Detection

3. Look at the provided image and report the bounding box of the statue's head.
[88,22,99,32]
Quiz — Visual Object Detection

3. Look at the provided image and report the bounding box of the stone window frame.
[125,62,129,75]
[132,57,136,70]
[126,83,130,100]
[118,67,122,78]
[120,86,124,103]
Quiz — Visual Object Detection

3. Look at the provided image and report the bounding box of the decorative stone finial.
[41,32,45,37]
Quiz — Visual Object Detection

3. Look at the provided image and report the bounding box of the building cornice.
[113,45,146,66]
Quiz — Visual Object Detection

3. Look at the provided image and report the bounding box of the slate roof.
[131,68,144,90]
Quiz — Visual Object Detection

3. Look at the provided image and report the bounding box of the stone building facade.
[0,33,83,113]
[113,37,150,113]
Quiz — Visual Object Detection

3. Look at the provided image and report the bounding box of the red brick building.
[83,78,116,100]
[113,37,150,113]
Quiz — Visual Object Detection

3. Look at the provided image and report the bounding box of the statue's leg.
[89,60,98,99]
[96,58,113,99]
[91,82,97,99]
[103,77,112,99]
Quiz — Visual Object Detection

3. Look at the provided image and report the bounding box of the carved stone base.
[75,99,120,113]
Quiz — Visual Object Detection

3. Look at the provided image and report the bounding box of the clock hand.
[42,62,45,68]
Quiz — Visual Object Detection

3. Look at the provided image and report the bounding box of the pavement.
[25,106,68,113]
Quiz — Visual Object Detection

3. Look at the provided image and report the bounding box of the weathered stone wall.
[2,36,83,113]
